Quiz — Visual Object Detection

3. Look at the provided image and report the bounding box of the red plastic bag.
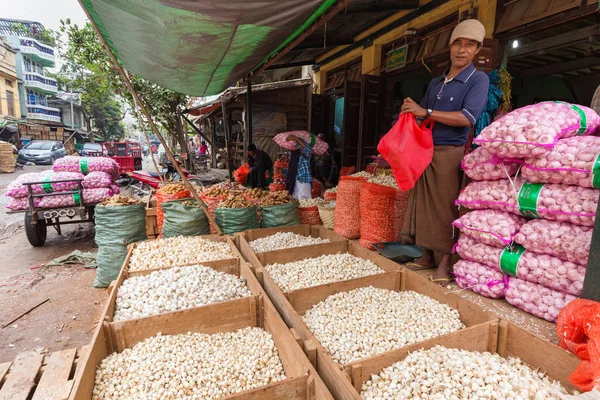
[377,113,434,191]
[312,179,322,198]
[234,163,249,185]
[556,299,600,391]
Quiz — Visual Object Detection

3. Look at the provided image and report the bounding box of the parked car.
[17,140,66,165]
[79,142,104,157]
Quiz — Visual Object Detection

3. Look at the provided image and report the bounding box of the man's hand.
[401,97,427,118]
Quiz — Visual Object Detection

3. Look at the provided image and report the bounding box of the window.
[5,79,13,88]
[6,91,14,116]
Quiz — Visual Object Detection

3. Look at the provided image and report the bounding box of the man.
[199,141,208,155]
[401,19,490,283]
[316,152,338,189]
[247,144,273,189]
[286,135,313,199]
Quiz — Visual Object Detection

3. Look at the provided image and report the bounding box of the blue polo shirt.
[420,63,489,146]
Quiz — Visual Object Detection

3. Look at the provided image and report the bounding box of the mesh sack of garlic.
[248,232,330,253]
[302,286,464,364]
[361,345,569,399]
[366,174,399,189]
[128,236,234,271]
[298,198,325,207]
[113,265,251,321]
[92,327,285,400]
[265,253,384,292]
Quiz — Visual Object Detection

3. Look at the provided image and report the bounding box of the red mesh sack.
[378,113,434,191]
[312,179,322,198]
[339,166,357,177]
[556,299,600,392]
[334,176,366,239]
[359,181,408,250]
[234,163,249,185]
[156,189,190,234]
[269,183,286,192]
[298,205,322,225]
[201,193,227,234]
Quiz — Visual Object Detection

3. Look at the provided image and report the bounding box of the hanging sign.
[386,45,408,72]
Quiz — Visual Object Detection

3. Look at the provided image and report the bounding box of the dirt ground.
[0,165,106,363]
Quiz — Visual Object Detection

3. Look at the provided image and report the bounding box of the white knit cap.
[450,19,485,45]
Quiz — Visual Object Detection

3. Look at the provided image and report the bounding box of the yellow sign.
[386,45,408,72]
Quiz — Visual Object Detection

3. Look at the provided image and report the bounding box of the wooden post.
[582,199,600,301]
[78,0,222,234]
[221,100,235,180]
[246,78,253,146]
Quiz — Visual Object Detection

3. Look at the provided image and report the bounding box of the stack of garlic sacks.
[453,101,600,322]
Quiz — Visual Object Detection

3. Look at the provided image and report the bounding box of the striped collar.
[443,63,476,83]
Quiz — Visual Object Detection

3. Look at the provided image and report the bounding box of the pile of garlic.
[129,236,234,271]
[92,327,286,400]
[265,253,384,292]
[113,265,252,321]
[298,198,325,207]
[367,174,398,189]
[361,346,569,399]
[303,287,464,364]
[351,171,374,178]
[248,232,330,253]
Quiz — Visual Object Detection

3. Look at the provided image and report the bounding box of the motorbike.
[125,160,205,198]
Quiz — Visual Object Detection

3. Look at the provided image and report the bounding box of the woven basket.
[318,203,335,230]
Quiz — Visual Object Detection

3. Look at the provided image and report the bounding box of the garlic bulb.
[302,287,464,364]
[361,345,569,399]
[248,232,329,253]
[129,236,234,271]
[265,253,384,292]
[351,171,374,178]
[92,327,286,399]
[114,265,252,321]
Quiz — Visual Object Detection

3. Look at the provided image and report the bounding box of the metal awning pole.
[79,0,222,234]
[581,199,600,301]
[132,100,164,182]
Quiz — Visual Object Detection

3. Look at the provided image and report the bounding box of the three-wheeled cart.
[102,142,143,175]
[8,178,95,247]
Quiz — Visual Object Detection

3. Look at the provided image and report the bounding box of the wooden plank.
[286,272,400,316]
[110,295,259,352]
[223,376,307,400]
[342,322,496,388]
[32,349,77,400]
[348,242,402,273]
[501,322,579,391]
[244,225,311,242]
[126,258,239,277]
[304,340,317,369]
[0,362,11,385]
[350,364,362,392]
[0,354,43,400]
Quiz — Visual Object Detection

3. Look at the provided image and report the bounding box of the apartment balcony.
[19,38,55,67]
[26,103,61,123]
[23,72,58,95]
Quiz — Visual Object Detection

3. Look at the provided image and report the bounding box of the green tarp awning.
[80,0,335,96]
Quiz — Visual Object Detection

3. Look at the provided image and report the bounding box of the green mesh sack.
[215,206,259,235]
[94,203,147,288]
[259,202,300,228]
[161,198,209,238]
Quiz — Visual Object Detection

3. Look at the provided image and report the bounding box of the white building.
[0,19,60,124]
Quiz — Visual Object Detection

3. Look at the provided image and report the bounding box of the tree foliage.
[57,20,190,150]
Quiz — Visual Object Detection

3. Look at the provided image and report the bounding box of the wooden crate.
[247,261,497,399]
[338,320,579,398]
[71,282,334,399]
[145,206,159,239]
[122,235,244,275]
[102,258,257,349]
[236,228,393,276]
[0,347,88,400]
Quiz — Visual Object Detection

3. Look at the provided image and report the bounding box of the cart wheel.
[25,214,47,247]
